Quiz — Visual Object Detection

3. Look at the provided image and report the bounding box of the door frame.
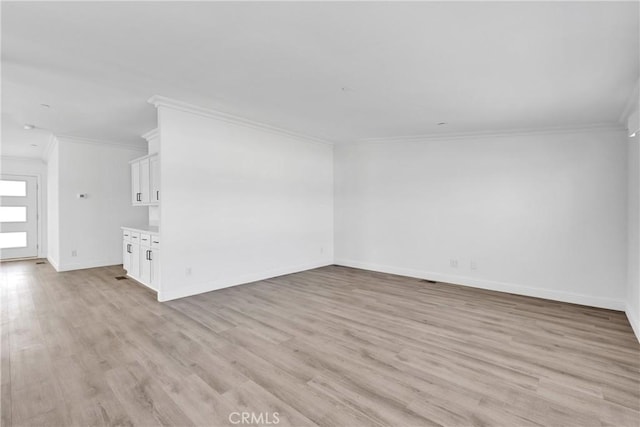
[0,173,41,260]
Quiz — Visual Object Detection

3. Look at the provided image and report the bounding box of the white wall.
[0,156,48,258]
[626,110,640,340]
[157,106,334,301]
[335,128,628,310]
[46,141,60,267]
[48,138,147,271]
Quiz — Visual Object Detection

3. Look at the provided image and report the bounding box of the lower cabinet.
[123,239,130,271]
[122,229,160,291]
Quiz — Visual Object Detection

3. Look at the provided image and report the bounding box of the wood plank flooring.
[1,260,639,426]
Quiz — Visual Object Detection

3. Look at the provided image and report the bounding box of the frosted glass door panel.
[0,175,38,259]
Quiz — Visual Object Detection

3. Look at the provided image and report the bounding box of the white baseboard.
[626,305,640,343]
[56,258,122,272]
[158,260,333,302]
[47,256,60,272]
[335,259,625,311]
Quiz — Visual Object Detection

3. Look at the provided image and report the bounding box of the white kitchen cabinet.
[122,227,160,292]
[131,161,141,205]
[151,249,160,287]
[123,240,131,271]
[140,246,160,289]
[150,155,160,204]
[122,230,131,271]
[140,247,152,284]
[140,158,150,204]
[130,154,159,206]
[130,241,141,278]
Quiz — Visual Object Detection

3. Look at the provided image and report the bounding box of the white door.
[140,158,150,204]
[151,248,160,289]
[123,241,131,271]
[130,242,140,277]
[140,247,151,285]
[0,175,38,260]
[131,161,141,205]
[150,156,160,204]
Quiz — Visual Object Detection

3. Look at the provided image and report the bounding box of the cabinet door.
[150,155,160,204]
[151,248,160,290]
[131,161,141,205]
[140,247,152,285]
[140,158,150,204]
[123,241,131,272]
[130,242,140,278]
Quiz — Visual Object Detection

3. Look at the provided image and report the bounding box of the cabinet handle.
[127,244,131,253]
[148,250,153,261]
[157,190,159,201]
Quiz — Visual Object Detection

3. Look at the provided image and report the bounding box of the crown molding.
[56,135,147,151]
[141,128,159,142]
[0,155,46,164]
[147,95,335,146]
[355,123,626,144]
[619,77,640,124]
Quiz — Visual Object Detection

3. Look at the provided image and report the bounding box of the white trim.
[55,259,122,272]
[158,260,332,302]
[147,95,335,146]
[355,123,626,144]
[47,256,60,272]
[626,305,640,343]
[0,256,38,263]
[0,155,45,164]
[141,128,159,142]
[335,259,625,311]
[126,274,158,293]
[128,152,159,164]
[35,173,44,259]
[56,135,147,151]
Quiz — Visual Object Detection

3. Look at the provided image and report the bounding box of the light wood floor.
[1,260,639,427]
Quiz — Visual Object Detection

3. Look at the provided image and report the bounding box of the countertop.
[121,225,160,234]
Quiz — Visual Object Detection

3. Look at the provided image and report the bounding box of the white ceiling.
[2,1,638,157]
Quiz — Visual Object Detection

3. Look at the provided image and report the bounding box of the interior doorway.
[0,174,38,260]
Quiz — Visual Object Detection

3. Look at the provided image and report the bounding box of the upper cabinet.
[131,128,160,207]
[131,154,159,206]
[131,160,141,205]
[150,155,160,204]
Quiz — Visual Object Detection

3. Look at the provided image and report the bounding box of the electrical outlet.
[185,267,192,276]
[71,250,77,257]
[320,247,324,254]
[450,259,458,268]
[470,261,477,270]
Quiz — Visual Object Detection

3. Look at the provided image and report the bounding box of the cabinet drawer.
[150,236,161,248]
[130,231,141,242]
[140,233,151,246]
[122,230,131,241]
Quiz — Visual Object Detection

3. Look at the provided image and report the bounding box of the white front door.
[0,175,38,260]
